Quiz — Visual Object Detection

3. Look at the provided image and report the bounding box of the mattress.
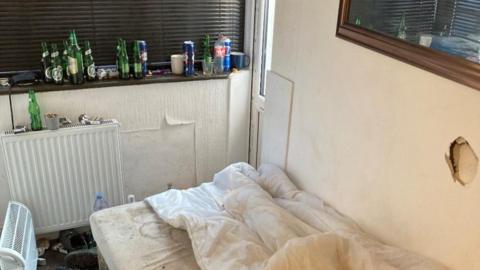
[90,202,200,270]
[91,163,447,270]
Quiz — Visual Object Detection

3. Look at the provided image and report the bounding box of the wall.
[270,1,480,269]
[0,71,251,225]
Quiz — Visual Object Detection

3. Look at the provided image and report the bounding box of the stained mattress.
[90,202,200,270]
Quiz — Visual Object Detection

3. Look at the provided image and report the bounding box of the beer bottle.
[62,40,70,82]
[50,43,63,85]
[119,40,130,80]
[116,39,122,74]
[28,89,42,131]
[202,34,212,60]
[397,13,407,40]
[84,41,96,81]
[355,17,361,26]
[41,42,52,83]
[133,41,143,79]
[68,30,84,85]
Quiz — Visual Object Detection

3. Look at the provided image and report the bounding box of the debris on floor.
[38,228,98,270]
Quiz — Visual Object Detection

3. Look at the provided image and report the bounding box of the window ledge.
[0,73,230,95]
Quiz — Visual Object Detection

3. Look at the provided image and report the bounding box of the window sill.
[0,73,230,96]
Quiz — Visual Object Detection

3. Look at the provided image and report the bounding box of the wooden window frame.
[336,0,480,91]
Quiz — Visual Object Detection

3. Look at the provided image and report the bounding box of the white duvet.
[146,163,447,270]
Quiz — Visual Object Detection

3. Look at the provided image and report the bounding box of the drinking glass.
[213,57,224,74]
[203,57,214,76]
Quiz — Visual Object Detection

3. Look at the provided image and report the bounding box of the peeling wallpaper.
[0,72,251,225]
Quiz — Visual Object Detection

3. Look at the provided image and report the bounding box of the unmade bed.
[90,202,200,270]
[90,163,448,270]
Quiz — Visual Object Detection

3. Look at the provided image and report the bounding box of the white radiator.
[1,120,125,234]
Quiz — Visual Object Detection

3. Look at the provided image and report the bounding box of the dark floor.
[36,227,100,270]
[38,250,67,270]
[38,249,100,270]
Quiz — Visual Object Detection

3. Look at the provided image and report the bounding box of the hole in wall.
[445,137,478,186]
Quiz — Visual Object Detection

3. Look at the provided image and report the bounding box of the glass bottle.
[119,40,130,80]
[50,43,63,85]
[41,42,52,83]
[202,34,212,60]
[68,30,84,85]
[355,17,361,26]
[28,89,42,131]
[84,40,96,81]
[62,40,70,82]
[133,41,143,79]
[202,34,214,75]
[116,39,122,74]
[397,13,407,40]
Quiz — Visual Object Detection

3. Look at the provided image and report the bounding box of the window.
[349,0,437,41]
[0,0,246,74]
[253,0,275,97]
[348,0,480,62]
[249,0,275,166]
[436,0,480,40]
[259,0,275,97]
[337,0,480,90]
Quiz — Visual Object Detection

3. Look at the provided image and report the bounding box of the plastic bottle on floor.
[93,192,109,212]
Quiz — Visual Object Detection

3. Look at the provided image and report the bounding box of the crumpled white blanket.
[146,163,447,270]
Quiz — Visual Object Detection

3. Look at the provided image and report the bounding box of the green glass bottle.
[355,17,361,26]
[397,13,407,40]
[41,42,52,83]
[133,41,143,79]
[202,34,212,60]
[119,40,130,80]
[50,43,63,85]
[68,30,84,85]
[116,39,122,74]
[28,89,42,131]
[62,40,70,82]
[84,40,96,81]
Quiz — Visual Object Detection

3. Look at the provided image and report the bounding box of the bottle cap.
[96,192,104,199]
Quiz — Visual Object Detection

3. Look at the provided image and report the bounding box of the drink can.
[223,38,231,72]
[183,41,195,76]
[137,40,148,75]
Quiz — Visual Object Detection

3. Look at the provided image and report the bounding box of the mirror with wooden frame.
[337,0,480,90]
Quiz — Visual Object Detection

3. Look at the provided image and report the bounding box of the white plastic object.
[0,201,38,270]
[93,192,109,212]
[127,195,136,204]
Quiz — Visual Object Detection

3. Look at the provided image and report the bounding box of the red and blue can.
[137,40,148,75]
[183,41,195,76]
[223,38,231,72]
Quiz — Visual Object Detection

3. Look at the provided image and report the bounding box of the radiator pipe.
[8,86,14,130]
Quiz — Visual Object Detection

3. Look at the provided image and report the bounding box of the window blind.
[0,0,245,73]
[350,0,480,42]
[349,0,437,42]
[436,0,480,40]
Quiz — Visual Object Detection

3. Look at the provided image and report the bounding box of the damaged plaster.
[445,137,479,186]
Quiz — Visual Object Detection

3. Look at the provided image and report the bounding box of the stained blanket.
[146,163,447,270]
